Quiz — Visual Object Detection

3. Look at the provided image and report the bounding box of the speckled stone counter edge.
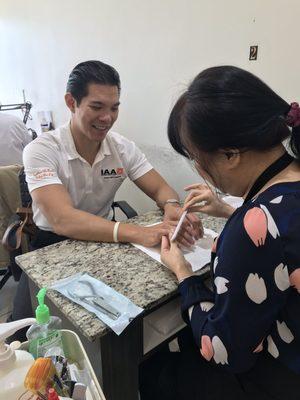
[16,211,225,341]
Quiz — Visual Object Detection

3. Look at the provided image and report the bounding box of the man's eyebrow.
[89,101,120,106]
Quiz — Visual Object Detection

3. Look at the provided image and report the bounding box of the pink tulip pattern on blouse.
[179,182,300,374]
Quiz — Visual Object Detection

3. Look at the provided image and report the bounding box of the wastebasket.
[21,329,106,400]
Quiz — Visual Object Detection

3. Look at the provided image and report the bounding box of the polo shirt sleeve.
[127,144,153,181]
[23,138,62,192]
[115,133,153,181]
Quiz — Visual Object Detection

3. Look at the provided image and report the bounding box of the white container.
[0,318,36,400]
[21,329,106,400]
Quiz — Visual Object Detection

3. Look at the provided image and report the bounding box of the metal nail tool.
[68,279,121,320]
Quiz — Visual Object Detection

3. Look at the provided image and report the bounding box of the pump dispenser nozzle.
[36,287,50,324]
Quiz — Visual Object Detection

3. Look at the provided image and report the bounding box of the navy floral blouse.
[179,182,300,374]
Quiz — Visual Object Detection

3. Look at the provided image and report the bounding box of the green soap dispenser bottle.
[26,288,64,359]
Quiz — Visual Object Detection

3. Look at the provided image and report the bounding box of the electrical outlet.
[249,45,258,60]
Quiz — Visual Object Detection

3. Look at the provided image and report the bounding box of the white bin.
[21,329,106,400]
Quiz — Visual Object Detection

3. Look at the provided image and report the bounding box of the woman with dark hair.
[153,66,300,399]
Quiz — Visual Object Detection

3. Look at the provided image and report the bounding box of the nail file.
[170,210,187,242]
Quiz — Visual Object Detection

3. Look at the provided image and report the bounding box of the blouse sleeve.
[179,204,291,373]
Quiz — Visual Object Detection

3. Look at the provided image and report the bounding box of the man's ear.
[65,92,76,113]
[222,149,241,169]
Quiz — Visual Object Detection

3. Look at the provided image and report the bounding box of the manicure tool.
[68,280,121,320]
[170,210,188,242]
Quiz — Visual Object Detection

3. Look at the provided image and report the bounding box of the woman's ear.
[222,149,241,169]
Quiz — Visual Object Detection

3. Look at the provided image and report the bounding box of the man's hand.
[136,221,176,247]
[183,183,235,218]
[160,235,194,281]
[163,203,203,246]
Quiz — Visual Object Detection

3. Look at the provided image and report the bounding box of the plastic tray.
[21,329,106,400]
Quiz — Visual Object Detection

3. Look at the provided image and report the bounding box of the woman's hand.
[161,235,193,281]
[163,203,204,246]
[183,183,235,218]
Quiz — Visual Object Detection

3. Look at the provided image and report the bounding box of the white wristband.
[113,222,120,243]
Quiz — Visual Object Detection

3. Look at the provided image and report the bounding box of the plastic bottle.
[48,388,60,400]
[26,287,64,358]
[48,388,72,400]
[0,318,36,400]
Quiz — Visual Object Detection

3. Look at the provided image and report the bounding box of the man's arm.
[133,169,179,210]
[134,169,202,242]
[31,183,172,246]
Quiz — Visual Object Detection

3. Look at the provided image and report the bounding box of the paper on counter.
[133,227,218,272]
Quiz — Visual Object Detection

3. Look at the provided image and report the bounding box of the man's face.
[69,83,120,142]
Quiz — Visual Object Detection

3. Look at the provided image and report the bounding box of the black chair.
[0,244,22,290]
[19,168,32,209]
[111,200,138,221]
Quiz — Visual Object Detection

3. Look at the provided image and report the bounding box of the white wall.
[1,0,299,212]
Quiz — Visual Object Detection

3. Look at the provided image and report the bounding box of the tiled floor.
[0,276,18,322]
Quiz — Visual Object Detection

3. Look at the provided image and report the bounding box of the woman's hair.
[168,65,300,159]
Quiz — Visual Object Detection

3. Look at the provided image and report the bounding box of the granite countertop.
[16,211,225,341]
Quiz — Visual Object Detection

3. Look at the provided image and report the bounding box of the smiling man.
[23,60,200,249]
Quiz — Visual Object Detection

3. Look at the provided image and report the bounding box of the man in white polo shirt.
[23,60,200,248]
[10,61,200,338]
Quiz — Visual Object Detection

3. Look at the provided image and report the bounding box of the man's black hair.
[66,60,121,105]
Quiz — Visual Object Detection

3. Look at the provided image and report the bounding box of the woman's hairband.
[286,102,300,128]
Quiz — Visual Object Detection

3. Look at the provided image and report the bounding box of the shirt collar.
[60,122,111,162]
[94,137,111,164]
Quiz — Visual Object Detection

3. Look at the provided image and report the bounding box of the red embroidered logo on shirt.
[101,168,124,179]
[28,167,56,180]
